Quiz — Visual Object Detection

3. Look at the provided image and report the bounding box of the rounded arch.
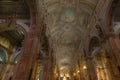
[0,20,31,49]
[15,23,28,37]
[10,49,21,63]
[89,36,101,56]
[0,22,28,36]
[16,20,30,34]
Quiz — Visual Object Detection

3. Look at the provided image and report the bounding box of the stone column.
[86,56,98,80]
[12,34,39,80]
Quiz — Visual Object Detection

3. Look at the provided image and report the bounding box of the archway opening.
[89,37,111,80]
[89,37,100,56]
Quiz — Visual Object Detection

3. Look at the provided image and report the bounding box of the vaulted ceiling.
[38,0,99,73]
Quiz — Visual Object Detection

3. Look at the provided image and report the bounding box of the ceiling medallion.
[61,8,76,23]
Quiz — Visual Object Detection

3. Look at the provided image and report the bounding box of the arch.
[0,21,28,37]
[88,37,111,80]
[89,36,101,56]
[10,0,31,61]
[16,20,30,33]
[10,49,21,62]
